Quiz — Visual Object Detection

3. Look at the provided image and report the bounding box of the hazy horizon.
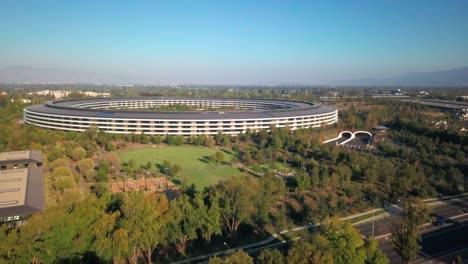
[1,1,467,85]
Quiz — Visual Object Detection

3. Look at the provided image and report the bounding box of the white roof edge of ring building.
[23,97,338,136]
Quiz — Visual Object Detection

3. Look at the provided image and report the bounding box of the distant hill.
[1,65,468,86]
[0,66,134,84]
[335,66,468,87]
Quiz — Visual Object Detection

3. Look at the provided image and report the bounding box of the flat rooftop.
[0,167,44,218]
[25,97,337,120]
[0,151,44,218]
[0,150,42,167]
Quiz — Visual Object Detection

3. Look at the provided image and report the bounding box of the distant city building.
[28,90,71,98]
[10,99,32,104]
[27,90,111,99]
[81,91,111,97]
[0,151,44,220]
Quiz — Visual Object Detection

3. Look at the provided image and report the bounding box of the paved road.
[378,216,468,264]
[355,198,468,264]
[416,217,468,263]
[356,198,468,239]
[324,136,349,146]
[173,196,467,264]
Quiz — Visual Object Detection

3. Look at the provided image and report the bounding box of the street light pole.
[363,198,375,238]
[121,171,127,192]
[144,170,149,191]
[223,242,230,250]
[164,168,169,189]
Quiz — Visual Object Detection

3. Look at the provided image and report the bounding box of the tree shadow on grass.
[220,149,234,155]
[198,155,212,164]
[155,163,165,172]
[220,161,231,166]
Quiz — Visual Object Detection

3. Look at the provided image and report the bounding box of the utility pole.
[363,198,376,238]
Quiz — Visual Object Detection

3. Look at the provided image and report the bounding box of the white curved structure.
[323,130,373,146]
[24,97,338,136]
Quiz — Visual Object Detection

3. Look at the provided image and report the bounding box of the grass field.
[178,166,245,190]
[118,145,243,189]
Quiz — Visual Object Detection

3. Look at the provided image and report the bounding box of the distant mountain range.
[0,65,467,86]
[0,66,135,84]
[335,67,468,87]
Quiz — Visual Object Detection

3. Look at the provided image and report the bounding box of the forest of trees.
[0,89,466,263]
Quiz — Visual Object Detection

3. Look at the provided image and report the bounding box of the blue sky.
[1,0,467,84]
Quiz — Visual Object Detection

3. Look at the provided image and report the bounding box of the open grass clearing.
[176,166,245,190]
[117,145,243,190]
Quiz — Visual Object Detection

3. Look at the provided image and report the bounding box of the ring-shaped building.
[24,97,338,135]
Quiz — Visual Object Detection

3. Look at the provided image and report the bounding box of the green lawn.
[118,145,243,189]
[178,166,245,190]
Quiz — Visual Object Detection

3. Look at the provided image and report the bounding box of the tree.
[13,195,105,263]
[295,173,311,190]
[211,151,225,163]
[391,220,420,264]
[91,211,122,263]
[243,151,253,164]
[193,193,222,241]
[215,177,255,233]
[105,142,116,151]
[162,160,171,172]
[0,225,19,261]
[51,167,75,191]
[209,250,253,264]
[284,217,381,264]
[287,240,333,264]
[120,192,168,264]
[253,176,284,226]
[71,147,86,161]
[105,152,121,175]
[257,249,284,264]
[364,239,388,264]
[152,135,162,144]
[166,194,199,255]
[171,163,182,176]
[401,198,430,228]
[144,161,152,170]
[140,134,150,144]
[111,229,131,263]
[77,158,95,182]
[320,217,366,264]
[391,198,430,264]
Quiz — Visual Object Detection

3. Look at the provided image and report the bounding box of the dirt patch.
[116,142,167,152]
[109,176,175,192]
